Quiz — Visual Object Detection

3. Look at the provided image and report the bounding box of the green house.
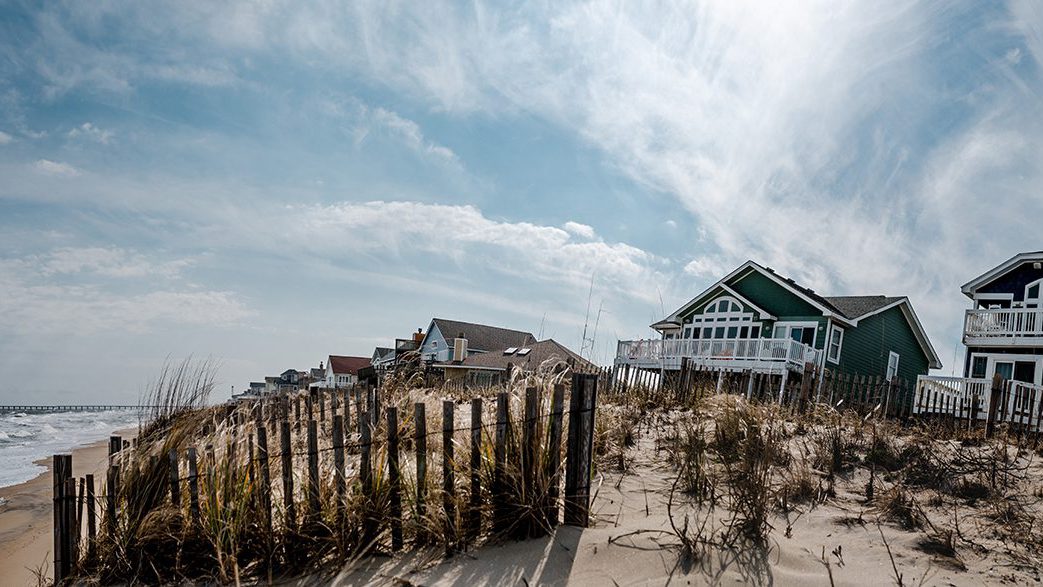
[616,260,941,385]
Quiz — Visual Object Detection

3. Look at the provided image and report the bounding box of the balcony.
[963,308,1043,346]
[615,337,822,374]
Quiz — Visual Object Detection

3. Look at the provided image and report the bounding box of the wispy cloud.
[33,159,81,177]
[67,122,113,144]
[0,131,12,145]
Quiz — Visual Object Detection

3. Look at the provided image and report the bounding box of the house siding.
[729,273,831,349]
[420,323,450,362]
[837,306,929,383]
[977,262,1043,302]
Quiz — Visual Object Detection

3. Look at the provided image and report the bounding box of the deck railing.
[616,337,821,370]
[914,375,1043,433]
[964,308,1043,342]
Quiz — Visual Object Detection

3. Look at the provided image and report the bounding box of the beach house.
[324,355,371,388]
[417,318,537,364]
[616,260,940,391]
[440,339,596,386]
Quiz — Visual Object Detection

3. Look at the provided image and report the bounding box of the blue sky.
[2,1,1043,403]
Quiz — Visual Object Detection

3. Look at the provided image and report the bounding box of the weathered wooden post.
[53,454,72,584]
[522,387,538,528]
[85,474,97,563]
[414,402,427,545]
[468,398,482,543]
[307,420,320,526]
[256,423,273,550]
[442,400,456,550]
[545,383,565,527]
[564,373,598,527]
[187,448,201,527]
[387,407,403,550]
[493,392,509,532]
[106,436,121,542]
[280,419,296,531]
[985,373,1005,438]
[332,415,346,524]
[168,449,181,508]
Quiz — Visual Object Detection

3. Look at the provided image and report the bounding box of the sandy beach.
[0,428,136,587]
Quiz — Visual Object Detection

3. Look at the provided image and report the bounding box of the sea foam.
[0,410,141,489]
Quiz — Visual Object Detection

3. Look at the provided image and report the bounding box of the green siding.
[730,271,821,316]
[728,272,829,349]
[836,306,929,383]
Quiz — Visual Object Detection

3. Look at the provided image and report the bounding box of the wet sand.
[0,428,135,587]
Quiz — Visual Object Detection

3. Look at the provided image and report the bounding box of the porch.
[614,337,822,375]
[964,308,1043,346]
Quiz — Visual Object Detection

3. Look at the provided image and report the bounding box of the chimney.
[319,361,324,370]
[454,337,468,362]
[413,328,425,343]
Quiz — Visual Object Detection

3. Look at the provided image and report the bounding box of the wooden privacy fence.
[50,373,600,585]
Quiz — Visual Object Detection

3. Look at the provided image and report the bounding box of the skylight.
[503,347,518,355]
[517,348,531,356]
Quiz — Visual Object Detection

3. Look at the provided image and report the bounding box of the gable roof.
[445,339,595,372]
[428,318,536,352]
[327,355,370,375]
[961,251,1043,298]
[657,261,941,369]
[658,260,851,328]
[823,296,905,320]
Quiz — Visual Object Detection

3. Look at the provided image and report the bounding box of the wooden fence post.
[414,402,428,545]
[493,392,509,533]
[545,383,566,528]
[332,415,346,525]
[256,423,272,557]
[187,448,200,527]
[307,420,320,526]
[64,475,77,576]
[443,400,456,550]
[53,453,72,584]
[85,474,96,563]
[280,419,296,532]
[387,407,403,551]
[468,398,482,544]
[564,373,598,527]
[985,373,1004,438]
[106,436,121,543]
[360,401,376,549]
[168,449,181,508]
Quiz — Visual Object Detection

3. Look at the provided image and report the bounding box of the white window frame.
[772,321,819,348]
[683,295,763,340]
[826,325,844,364]
[886,351,900,380]
[1025,278,1043,308]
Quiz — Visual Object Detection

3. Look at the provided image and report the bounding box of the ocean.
[0,409,142,490]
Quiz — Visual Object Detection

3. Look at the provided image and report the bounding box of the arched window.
[683,296,761,340]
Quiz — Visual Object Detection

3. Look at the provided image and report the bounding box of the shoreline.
[0,426,137,586]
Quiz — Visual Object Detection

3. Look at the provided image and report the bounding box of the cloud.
[67,122,114,144]
[369,107,459,165]
[0,250,249,336]
[39,247,193,278]
[562,221,596,239]
[33,159,81,177]
[288,200,668,303]
[0,131,12,145]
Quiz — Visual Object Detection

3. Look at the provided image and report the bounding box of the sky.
[2,1,1043,404]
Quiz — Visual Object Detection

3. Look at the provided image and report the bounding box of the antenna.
[580,274,595,356]
[537,312,547,340]
[585,300,604,362]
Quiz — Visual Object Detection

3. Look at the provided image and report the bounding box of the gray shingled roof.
[431,318,536,352]
[823,296,904,320]
[454,339,595,372]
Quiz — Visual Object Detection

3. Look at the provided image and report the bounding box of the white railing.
[964,308,1043,342]
[914,375,1043,432]
[616,337,822,370]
